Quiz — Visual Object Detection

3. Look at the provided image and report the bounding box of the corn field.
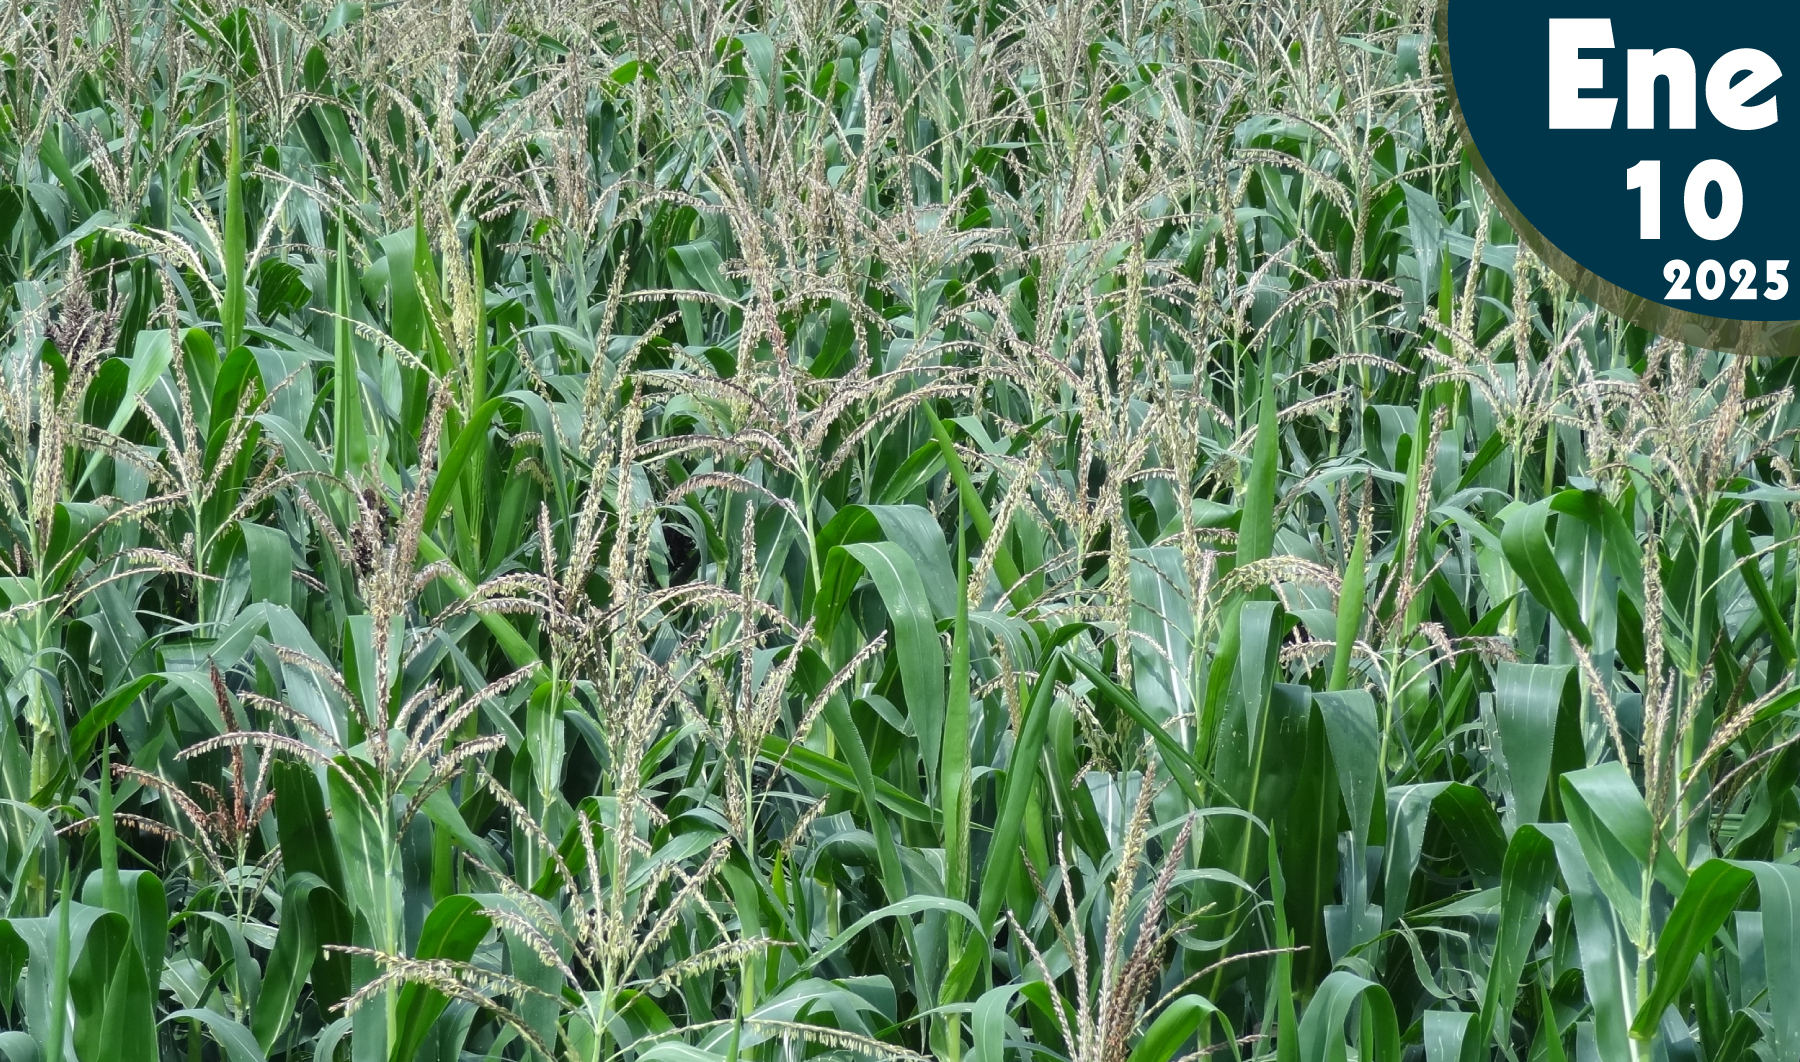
[0,1,1796,1061]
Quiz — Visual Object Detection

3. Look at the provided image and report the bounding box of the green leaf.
[390,895,492,1062]
[819,541,946,793]
[803,649,909,913]
[380,227,425,354]
[332,222,369,476]
[1493,662,1581,824]
[669,240,737,301]
[1423,1011,1470,1062]
[1738,862,1800,1061]
[874,443,946,506]
[503,388,569,518]
[758,734,936,822]
[804,895,984,971]
[1712,1010,1763,1062]
[1315,689,1380,845]
[942,522,975,918]
[69,910,155,1062]
[413,535,541,670]
[924,406,1028,608]
[1500,498,1593,646]
[0,1032,37,1062]
[1548,488,1644,607]
[240,521,293,610]
[1382,782,1450,928]
[1630,859,1754,1038]
[1066,654,1208,808]
[816,504,957,620]
[1455,428,1509,492]
[222,91,246,353]
[421,788,506,872]
[206,336,262,464]
[1238,599,1285,756]
[254,872,334,1052]
[971,984,1022,1062]
[68,676,160,765]
[810,299,857,378]
[975,651,1066,937]
[38,127,95,220]
[1328,516,1369,691]
[1275,688,1340,985]
[1130,996,1225,1062]
[1731,519,1795,665]
[1238,354,1279,568]
[1297,971,1401,1062]
[1541,824,1636,1062]
[1473,826,1557,1057]
[1431,784,1507,889]
[1271,831,1300,1062]
[44,501,105,593]
[326,760,398,949]
[78,869,165,992]
[423,396,504,530]
[1560,763,1685,942]
[165,1010,266,1062]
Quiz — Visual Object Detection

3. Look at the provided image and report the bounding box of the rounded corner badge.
[1440,1,1800,353]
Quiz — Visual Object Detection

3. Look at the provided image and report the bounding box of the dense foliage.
[0,1,1797,1061]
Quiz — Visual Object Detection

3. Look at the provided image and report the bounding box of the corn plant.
[0,2,1795,1062]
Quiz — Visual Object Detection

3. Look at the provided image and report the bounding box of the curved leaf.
[1501,498,1592,646]
[390,895,493,1062]
[1297,971,1401,1062]
[1631,859,1754,1038]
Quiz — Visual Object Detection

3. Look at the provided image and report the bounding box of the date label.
[1663,259,1790,301]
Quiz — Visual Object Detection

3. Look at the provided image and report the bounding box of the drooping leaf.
[389,895,492,1062]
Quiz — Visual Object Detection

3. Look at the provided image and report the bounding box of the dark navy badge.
[1442,2,1800,352]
